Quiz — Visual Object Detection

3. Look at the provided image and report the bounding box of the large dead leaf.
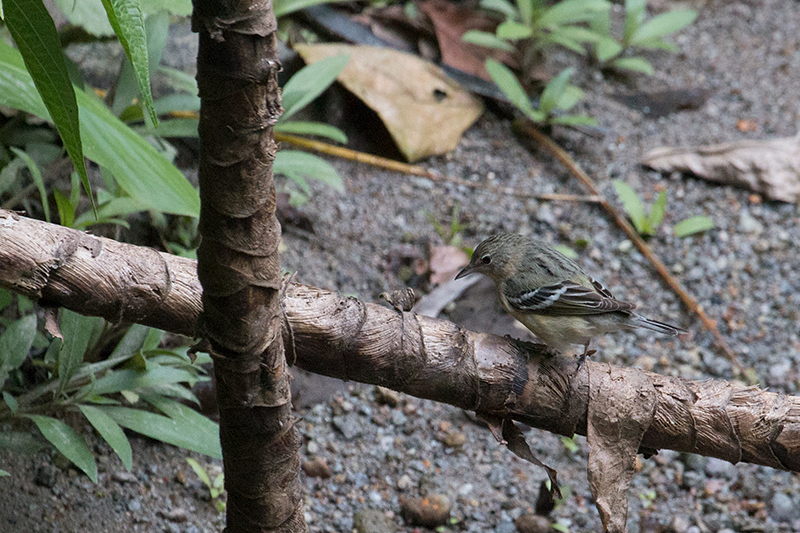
[295,43,484,162]
[642,136,800,203]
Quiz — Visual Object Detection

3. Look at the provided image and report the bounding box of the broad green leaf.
[589,9,610,35]
[101,404,221,458]
[77,366,197,397]
[140,0,190,16]
[274,150,344,193]
[158,66,198,94]
[275,121,347,143]
[674,215,714,237]
[630,10,697,45]
[632,38,678,52]
[3,391,19,413]
[0,431,47,454]
[594,36,624,62]
[153,93,201,115]
[135,118,198,138]
[0,314,37,373]
[4,0,92,207]
[54,189,76,227]
[612,179,646,233]
[549,25,604,44]
[539,68,573,115]
[79,404,133,470]
[479,0,518,19]
[273,0,344,18]
[555,85,584,112]
[540,31,586,54]
[648,190,667,229]
[73,196,142,228]
[9,147,50,223]
[537,0,609,28]
[57,310,97,397]
[611,56,654,75]
[461,30,516,53]
[0,41,200,216]
[496,20,533,40]
[110,324,150,359]
[281,54,350,121]
[144,394,218,446]
[485,59,540,120]
[0,469,9,476]
[101,0,158,126]
[550,114,597,126]
[623,0,646,43]
[26,415,98,483]
[52,0,114,35]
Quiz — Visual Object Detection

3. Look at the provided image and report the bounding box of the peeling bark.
[190,0,303,529]
[1,209,798,531]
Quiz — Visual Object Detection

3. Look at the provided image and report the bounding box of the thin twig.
[274,132,602,203]
[512,120,744,376]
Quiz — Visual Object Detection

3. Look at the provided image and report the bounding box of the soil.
[2,1,800,532]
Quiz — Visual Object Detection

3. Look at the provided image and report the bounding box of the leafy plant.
[428,205,469,248]
[612,180,714,238]
[589,0,697,75]
[187,458,226,513]
[0,299,220,481]
[486,59,596,126]
[612,179,665,236]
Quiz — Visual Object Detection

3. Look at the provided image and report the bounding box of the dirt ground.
[2,1,800,532]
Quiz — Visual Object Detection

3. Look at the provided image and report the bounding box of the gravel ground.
[2,1,800,531]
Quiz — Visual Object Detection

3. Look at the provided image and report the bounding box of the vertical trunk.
[191,0,305,531]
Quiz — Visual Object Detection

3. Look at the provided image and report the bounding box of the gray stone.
[353,508,397,533]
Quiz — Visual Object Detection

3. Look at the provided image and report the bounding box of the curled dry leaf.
[642,136,800,203]
[294,43,484,162]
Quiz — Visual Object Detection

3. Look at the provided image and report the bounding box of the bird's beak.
[455,264,473,280]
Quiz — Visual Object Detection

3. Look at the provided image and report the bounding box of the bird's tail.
[629,314,686,336]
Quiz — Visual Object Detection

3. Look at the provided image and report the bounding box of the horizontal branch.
[1,209,798,474]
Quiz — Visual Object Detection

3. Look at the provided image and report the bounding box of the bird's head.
[455,233,525,282]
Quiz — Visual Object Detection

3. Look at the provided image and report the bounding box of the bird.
[455,233,685,362]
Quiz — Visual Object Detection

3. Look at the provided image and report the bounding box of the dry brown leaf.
[642,136,800,203]
[587,364,657,533]
[294,43,483,162]
[428,244,469,285]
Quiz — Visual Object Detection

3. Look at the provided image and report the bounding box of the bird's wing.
[504,278,636,316]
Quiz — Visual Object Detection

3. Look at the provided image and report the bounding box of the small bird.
[455,233,685,360]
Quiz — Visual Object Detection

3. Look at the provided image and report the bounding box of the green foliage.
[0,301,220,481]
[187,458,226,513]
[613,180,714,238]
[638,488,657,508]
[486,59,596,126]
[590,0,696,74]
[560,435,579,453]
[428,205,469,248]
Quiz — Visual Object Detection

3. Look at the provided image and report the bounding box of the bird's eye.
[481,254,492,265]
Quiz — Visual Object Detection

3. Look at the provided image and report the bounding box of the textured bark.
[1,209,799,530]
[190,0,304,529]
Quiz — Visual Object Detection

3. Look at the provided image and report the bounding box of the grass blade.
[26,415,98,483]
[79,404,133,470]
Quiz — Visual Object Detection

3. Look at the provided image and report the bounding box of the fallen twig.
[513,120,744,376]
[274,132,602,203]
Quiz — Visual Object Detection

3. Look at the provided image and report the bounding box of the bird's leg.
[576,341,596,370]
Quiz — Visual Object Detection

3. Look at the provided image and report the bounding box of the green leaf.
[496,20,533,40]
[54,189,76,227]
[274,121,347,144]
[52,0,114,36]
[549,114,597,126]
[485,59,541,121]
[26,415,98,483]
[9,147,50,223]
[549,25,604,44]
[101,0,158,127]
[610,56,654,75]
[593,36,624,61]
[281,54,350,121]
[0,469,10,477]
[540,68,573,115]
[516,0,533,25]
[157,66,198,94]
[461,30,516,53]
[0,41,200,217]
[648,190,667,229]
[152,93,201,115]
[77,366,198,397]
[101,404,221,458]
[274,150,344,193]
[537,0,609,28]
[0,314,37,374]
[479,0,518,19]
[630,10,697,45]
[79,404,133,470]
[186,457,212,487]
[57,310,97,397]
[273,0,345,18]
[73,196,142,228]
[4,0,92,209]
[674,215,714,237]
[612,179,646,233]
[3,391,19,413]
[553,244,578,259]
[109,324,151,359]
[623,0,646,43]
[140,0,190,16]
[134,119,199,138]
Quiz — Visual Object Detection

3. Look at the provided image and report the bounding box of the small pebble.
[399,494,451,527]
[515,513,550,533]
